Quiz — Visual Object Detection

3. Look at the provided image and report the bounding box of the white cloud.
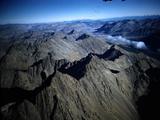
[106,35,147,50]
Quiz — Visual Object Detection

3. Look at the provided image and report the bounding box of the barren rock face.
[0,23,160,120]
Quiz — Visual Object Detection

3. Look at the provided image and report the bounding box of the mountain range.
[0,16,160,120]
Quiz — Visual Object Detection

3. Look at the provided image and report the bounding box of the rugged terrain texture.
[96,18,160,49]
[0,18,160,120]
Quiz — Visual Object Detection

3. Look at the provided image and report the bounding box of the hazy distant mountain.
[96,17,160,50]
[100,15,160,21]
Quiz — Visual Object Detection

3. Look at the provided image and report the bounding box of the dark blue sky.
[0,0,160,24]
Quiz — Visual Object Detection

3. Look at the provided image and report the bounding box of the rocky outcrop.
[76,34,90,41]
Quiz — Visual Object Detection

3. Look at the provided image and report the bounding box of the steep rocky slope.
[0,24,160,120]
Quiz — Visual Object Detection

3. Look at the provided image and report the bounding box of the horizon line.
[0,14,160,25]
